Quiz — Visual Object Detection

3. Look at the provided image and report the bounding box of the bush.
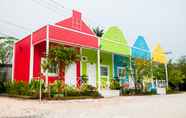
[5,80,17,95]
[50,80,62,97]
[29,80,44,98]
[110,79,120,90]
[5,80,44,98]
[16,81,27,95]
[0,80,6,93]
[81,74,88,84]
[3,79,100,99]
[80,83,98,96]
[64,85,80,96]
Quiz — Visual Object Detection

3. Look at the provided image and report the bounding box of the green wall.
[81,49,113,88]
[100,51,113,79]
[101,26,130,56]
[81,48,97,76]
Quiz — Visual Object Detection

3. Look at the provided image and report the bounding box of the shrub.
[81,74,88,84]
[4,79,100,98]
[0,80,6,93]
[64,85,80,96]
[5,80,17,95]
[50,80,63,97]
[16,81,27,95]
[80,83,98,96]
[29,80,44,98]
[110,79,120,90]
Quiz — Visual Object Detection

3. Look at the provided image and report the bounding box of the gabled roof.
[153,43,167,64]
[101,26,130,56]
[132,36,151,60]
[55,10,95,35]
[31,10,98,49]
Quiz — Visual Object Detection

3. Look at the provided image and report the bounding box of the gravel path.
[0,93,186,118]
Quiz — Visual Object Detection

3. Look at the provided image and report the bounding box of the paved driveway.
[0,93,186,118]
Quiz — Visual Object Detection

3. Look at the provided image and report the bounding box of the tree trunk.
[59,63,65,88]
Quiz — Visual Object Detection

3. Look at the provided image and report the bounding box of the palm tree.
[93,26,104,37]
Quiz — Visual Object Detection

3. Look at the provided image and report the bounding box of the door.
[117,67,127,85]
[87,63,96,87]
[65,63,77,86]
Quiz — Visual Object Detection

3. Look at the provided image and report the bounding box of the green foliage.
[81,74,88,84]
[0,37,17,64]
[0,80,6,93]
[80,83,98,96]
[101,77,107,88]
[5,80,44,97]
[50,80,63,96]
[152,64,165,80]
[168,60,186,89]
[4,80,99,98]
[134,59,152,81]
[47,44,80,80]
[110,79,120,90]
[5,80,17,95]
[93,26,104,37]
[64,85,80,96]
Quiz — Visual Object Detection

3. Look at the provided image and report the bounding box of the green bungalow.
[80,26,131,93]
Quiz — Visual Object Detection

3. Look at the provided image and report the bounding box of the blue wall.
[114,54,129,82]
[132,36,151,60]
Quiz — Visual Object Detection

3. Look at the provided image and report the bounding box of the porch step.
[100,89,120,97]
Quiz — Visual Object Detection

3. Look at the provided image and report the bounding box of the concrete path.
[0,93,186,118]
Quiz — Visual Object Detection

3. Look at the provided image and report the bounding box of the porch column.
[45,25,49,87]
[29,33,34,83]
[97,38,101,92]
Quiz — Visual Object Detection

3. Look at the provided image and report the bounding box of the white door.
[87,63,97,87]
[65,63,77,86]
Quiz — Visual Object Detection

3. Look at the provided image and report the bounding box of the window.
[41,58,58,76]
[100,66,108,77]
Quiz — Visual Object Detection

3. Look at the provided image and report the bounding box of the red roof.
[32,10,98,49]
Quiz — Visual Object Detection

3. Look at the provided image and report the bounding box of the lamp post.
[164,51,172,88]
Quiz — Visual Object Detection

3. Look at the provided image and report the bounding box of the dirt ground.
[0,93,186,118]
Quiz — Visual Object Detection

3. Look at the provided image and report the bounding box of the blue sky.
[0,0,186,59]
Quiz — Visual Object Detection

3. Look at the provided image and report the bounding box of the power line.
[31,0,69,18]
[47,0,72,13]
[0,31,17,38]
[0,19,32,32]
[48,0,106,29]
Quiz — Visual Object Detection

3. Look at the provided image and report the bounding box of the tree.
[0,37,17,64]
[47,44,80,82]
[177,56,186,90]
[132,59,153,92]
[152,63,165,80]
[93,26,104,37]
[134,59,152,81]
[168,60,185,90]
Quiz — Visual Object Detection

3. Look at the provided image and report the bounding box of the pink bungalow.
[12,10,98,87]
